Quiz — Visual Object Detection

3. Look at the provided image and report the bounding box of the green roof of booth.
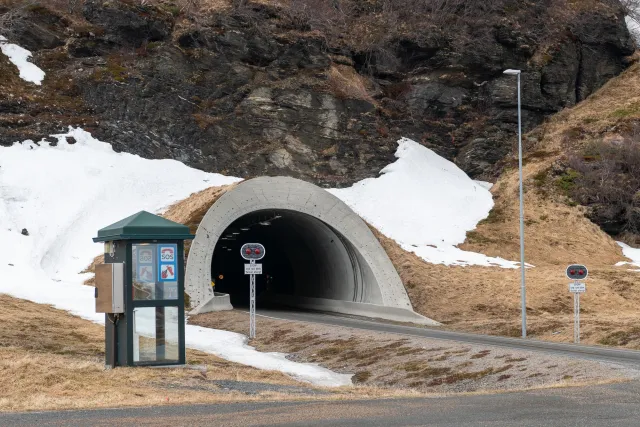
[93,211,195,242]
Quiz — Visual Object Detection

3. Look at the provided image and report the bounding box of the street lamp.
[503,68,527,339]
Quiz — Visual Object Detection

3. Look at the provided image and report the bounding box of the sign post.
[566,264,588,344]
[241,243,265,339]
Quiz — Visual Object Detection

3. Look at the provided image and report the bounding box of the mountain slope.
[0,0,634,187]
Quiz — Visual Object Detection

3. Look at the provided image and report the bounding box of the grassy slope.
[0,294,342,412]
[453,61,640,345]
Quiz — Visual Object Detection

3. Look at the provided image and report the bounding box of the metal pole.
[574,292,580,344]
[249,260,256,339]
[517,72,527,339]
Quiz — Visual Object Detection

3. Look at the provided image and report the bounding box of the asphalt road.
[253,308,640,366]
[4,381,640,426]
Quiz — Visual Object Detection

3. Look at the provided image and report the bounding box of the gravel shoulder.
[191,310,640,393]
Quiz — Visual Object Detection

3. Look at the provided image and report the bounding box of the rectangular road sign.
[245,263,263,275]
[569,282,586,293]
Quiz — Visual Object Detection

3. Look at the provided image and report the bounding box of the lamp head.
[503,69,521,75]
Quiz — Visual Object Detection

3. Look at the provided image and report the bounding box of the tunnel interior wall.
[210,210,384,307]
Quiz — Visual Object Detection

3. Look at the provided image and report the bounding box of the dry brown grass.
[0,294,337,412]
[163,185,234,232]
[327,64,374,103]
[192,310,633,393]
[1,295,466,412]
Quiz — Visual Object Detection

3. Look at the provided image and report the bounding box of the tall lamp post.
[503,68,526,339]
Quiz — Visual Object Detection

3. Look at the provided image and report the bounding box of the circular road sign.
[566,264,588,280]
[241,243,266,261]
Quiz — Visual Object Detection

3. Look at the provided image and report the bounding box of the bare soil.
[191,310,638,394]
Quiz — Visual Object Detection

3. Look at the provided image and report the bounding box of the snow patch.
[0,128,352,387]
[330,138,521,268]
[0,35,45,85]
[474,180,494,190]
[616,242,640,271]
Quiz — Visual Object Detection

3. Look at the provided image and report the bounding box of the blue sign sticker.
[137,265,155,283]
[138,247,154,264]
[159,245,177,263]
[158,244,178,283]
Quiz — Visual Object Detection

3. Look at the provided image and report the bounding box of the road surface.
[253,307,640,366]
[3,380,640,426]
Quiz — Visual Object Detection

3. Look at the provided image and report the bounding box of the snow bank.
[330,138,520,268]
[615,242,640,271]
[0,35,45,85]
[0,128,352,387]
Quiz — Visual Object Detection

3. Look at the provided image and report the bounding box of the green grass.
[610,103,640,119]
[556,169,580,194]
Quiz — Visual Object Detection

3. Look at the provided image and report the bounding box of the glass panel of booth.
[132,306,180,363]
[132,243,179,301]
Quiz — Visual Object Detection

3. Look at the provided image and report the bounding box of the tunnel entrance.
[211,209,382,308]
[185,176,436,325]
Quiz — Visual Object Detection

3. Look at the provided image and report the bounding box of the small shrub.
[479,206,506,224]
[556,169,580,194]
[533,169,548,188]
[353,371,371,383]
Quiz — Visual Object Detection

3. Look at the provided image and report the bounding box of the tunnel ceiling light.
[240,228,250,231]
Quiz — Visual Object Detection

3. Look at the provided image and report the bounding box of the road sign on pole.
[241,243,265,339]
[566,264,587,344]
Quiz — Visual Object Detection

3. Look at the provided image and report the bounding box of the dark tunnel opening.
[210,209,383,309]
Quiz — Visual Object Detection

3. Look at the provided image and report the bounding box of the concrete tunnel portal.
[185,177,436,325]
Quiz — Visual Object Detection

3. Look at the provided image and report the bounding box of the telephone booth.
[93,211,193,367]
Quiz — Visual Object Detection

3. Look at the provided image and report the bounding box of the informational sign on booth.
[138,265,154,283]
[138,248,153,264]
[158,244,178,283]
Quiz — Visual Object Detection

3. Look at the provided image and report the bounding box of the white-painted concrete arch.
[185,176,436,325]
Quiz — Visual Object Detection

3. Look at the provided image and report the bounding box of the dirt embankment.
[0,294,345,412]
[191,310,636,394]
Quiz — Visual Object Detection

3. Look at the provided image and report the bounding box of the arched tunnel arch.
[185,177,435,324]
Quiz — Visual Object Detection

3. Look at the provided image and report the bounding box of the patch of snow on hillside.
[474,180,494,190]
[330,138,521,268]
[0,35,45,85]
[0,128,352,387]
[616,242,640,271]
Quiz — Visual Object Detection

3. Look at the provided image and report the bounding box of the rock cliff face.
[0,1,635,186]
